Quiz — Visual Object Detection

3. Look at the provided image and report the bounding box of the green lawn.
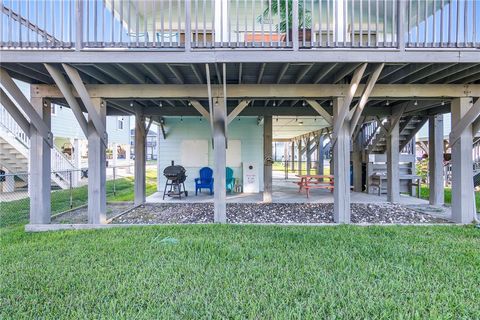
[1,169,479,318]
[1,223,479,318]
[418,185,480,211]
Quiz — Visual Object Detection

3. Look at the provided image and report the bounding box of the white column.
[333,97,351,223]
[29,98,51,224]
[157,123,162,192]
[428,115,444,206]
[72,138,81,187]
[451,98,475,223]
[387,117,400,203]
[213,98,227,223]
[263,116,273,203]
[214,0,229,43]
[134,110,146,206]
[87,98,106,224]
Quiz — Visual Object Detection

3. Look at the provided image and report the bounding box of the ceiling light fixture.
[159,101,163,107]
[386,100,390,106]
[302,100,306,107]
[273,101,276,107]
[414,100,418,106]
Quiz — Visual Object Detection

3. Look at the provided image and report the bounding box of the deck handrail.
[0,0,478,51]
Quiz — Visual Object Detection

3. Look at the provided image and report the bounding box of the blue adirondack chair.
[195,167,214,195]
[226,167,235,193]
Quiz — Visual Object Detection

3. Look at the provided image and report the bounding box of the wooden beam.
[32,83,480,99]
[190,100,210,119]
[62,64,107,146]
[349,63,384,135]
[306,100,333,125]
[450,98,480,147]
[332,63,368,143]
[227,100,250,124]
[44,64,89,137]
[0,68,52,147]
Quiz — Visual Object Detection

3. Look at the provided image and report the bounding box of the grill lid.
[163,165,186,177]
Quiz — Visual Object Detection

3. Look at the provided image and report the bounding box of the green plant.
[416,158,428,182]
[258,0,312,32]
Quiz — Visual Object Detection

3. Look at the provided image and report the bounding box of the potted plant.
[258,0,312,43]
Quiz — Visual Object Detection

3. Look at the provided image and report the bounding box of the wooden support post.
[29,98,51,224]
[290,141,295,171]
[213,98,227,223]
[429,115,444,206]
[134,110,146,206]
[157,123,162,192]
[306,137,312,175]
[72,138,81,187]
[451,98,475,223]
[263,116,273,203]
[297,139,302,174]
[317,135,324,177]
[333,97,351,223]
[352,133,363,192]
[87,99,107,224]
[387,116,400,203]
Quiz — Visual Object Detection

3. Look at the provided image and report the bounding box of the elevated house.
[0,0,479,229]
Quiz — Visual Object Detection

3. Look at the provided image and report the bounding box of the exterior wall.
[158,117,263,193]
[51,106,130,144]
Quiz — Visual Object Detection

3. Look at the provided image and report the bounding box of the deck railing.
[1,0,479,50]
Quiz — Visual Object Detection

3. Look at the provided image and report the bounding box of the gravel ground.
[52,203,134,224]
[112,203,450,224]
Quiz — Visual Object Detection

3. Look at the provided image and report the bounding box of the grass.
[1,169,479,318]
[0,169,157,228]
[1,223,479,318]
[418,185,480,211]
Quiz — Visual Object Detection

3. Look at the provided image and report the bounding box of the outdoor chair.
[195,167,214,195]
[226,167,235,193]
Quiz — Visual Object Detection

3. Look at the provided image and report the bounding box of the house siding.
[158,117,264,193]
[51,107,131,145]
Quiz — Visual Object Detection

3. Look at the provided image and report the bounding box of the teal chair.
[226,167,235,193]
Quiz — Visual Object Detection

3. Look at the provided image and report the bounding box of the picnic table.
[294,175,334,198]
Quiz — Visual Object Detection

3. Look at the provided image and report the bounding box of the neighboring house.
[51,105,131,164]
[130,127,157,161]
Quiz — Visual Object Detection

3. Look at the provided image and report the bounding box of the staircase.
[366,115,427,154]
[0,106,76,189]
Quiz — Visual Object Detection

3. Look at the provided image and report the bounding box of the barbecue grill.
[163,163,188,199]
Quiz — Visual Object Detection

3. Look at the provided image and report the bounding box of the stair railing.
[361,121,379,149]
[0,105,29,148]
[0,105,76,186]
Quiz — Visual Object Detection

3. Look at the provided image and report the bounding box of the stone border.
[25,222,464,232]
[105,204,142,223]
[50,204,88,219]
